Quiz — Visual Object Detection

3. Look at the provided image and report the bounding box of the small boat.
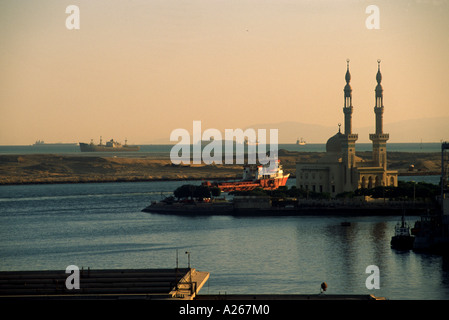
[391,211,414,250]
[244,138,259,146]
[296,137,306,145]
[33,140,77,146]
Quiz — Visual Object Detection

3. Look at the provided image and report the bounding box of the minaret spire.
[341,59,358,189]
[374,59,384,134]
[343,59,353,135]
[370,59,389,171]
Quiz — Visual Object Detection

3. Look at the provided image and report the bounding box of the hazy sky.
[1,0,448,145]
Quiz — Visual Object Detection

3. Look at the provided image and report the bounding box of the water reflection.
[1,181,449,299]
[292,217,449,299]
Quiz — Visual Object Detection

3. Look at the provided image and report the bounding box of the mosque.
[296,60,398,197]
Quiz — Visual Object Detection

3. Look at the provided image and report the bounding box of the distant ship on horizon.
[296,137,306,145]
[79,137,140,152]
[33,140,77,146]
[244,137,259,146]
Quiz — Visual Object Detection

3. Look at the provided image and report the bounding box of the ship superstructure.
[202,160,289,192]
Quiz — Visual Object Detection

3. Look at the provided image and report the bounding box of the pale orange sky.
[1,0,448,145]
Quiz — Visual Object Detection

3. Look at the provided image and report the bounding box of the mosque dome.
[326,130,343,153]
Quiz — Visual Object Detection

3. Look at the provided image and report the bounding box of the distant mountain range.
[146,116,449,144]
[246,116,449,144]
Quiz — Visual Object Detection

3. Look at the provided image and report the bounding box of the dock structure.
[0,268,209,300]
[143,199,431,217]
[196,294,385,300]
[0,268,390,301]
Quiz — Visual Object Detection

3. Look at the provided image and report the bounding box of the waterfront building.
[296,60,398,197]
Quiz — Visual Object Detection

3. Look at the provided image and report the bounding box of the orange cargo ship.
[202,160,290,192]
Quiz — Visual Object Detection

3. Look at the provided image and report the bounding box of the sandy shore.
[0,150,442,185]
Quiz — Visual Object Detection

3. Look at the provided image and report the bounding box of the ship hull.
[79,143,140,152]
[142,202,424,217]
[391,235,415,250]
[205,174,290,192]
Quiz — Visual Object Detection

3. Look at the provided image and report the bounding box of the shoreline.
[142,205,430,217]
[0,151,442,186]
[0,172,440,186]
[0,176,232,186]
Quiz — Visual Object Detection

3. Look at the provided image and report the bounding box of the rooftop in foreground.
[0,268,209,300]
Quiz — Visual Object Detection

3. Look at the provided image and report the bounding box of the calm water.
[0,142,443,155]
[1,178,448,300]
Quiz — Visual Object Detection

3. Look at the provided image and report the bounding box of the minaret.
[343,59,354,135]
[369,59,389,171]
[341,59,358,189]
